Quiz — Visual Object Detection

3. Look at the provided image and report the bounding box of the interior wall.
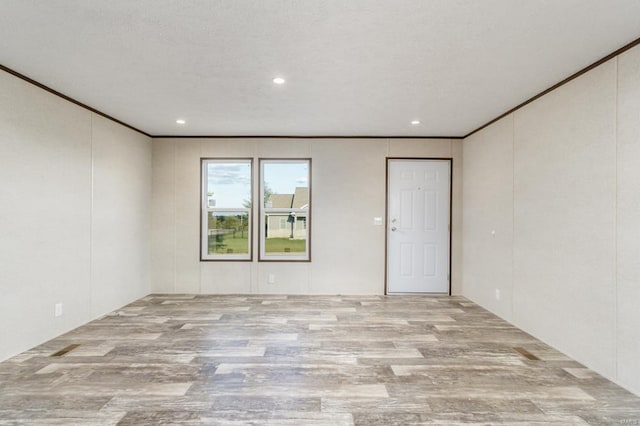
[616,44,640,398]
[0,70,152,362]
[151,138,462,295]
[91,115,152,318]
[462,44,640,395]
[462,116,514,321]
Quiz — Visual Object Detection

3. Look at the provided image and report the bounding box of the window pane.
[263,162,309,208]
[206,162,251,208]
[202,159,252,260]
[206,211,250,255]
[265,212,307,255]
[260,159,310,261]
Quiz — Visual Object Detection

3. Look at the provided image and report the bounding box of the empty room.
[1,1,640,424]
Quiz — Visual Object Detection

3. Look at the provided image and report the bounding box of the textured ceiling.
[1,0,640,137]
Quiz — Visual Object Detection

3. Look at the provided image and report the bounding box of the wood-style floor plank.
[0,294,639,425]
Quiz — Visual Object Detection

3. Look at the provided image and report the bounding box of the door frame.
[384,157,453,296]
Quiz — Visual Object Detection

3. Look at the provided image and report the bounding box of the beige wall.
[462,45,640,395]
[617,44,640,398]
[0,70,152,362]
[91,115,152,318]
[463,116,514,320]
[152,138,462,295]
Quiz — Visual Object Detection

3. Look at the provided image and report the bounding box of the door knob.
[391,227,397,231]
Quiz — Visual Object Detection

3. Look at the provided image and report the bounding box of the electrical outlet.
[495,289,501,301]
[267,274,275,284]
[54,303,63,317]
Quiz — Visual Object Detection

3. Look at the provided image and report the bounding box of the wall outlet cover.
[54,303,63,317]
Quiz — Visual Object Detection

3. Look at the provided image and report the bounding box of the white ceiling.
[1,1,639,137]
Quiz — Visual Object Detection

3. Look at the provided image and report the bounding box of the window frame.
[200,158,254,262]
[259,158,312,262]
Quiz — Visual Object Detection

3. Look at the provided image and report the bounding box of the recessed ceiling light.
[411,120,421,125]
[176,119,186,125]
[273,77,286,85]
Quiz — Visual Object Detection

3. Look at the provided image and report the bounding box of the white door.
[387,159,450,293]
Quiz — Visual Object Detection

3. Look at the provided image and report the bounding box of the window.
[201,159,252,260]
[260,159,311,261]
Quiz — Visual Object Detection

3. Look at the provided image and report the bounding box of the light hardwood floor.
[0,294,639,425]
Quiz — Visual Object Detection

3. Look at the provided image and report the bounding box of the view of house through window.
[260,159,310,261]
[201,159,252,260]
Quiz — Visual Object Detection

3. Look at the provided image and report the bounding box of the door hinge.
[447,274,450,281]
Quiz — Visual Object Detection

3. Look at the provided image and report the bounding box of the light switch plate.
[373,217,383,226]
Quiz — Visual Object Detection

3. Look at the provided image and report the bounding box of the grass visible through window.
[209,235,249,254]
[265,238,306,254]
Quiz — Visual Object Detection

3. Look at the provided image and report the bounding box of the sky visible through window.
[263,162,309,196]
[207,161,308,207]
[207,162,250,208]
